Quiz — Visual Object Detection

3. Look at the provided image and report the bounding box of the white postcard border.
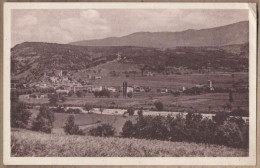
[3,2,257,165]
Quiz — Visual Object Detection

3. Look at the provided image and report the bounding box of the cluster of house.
[19,93,49,99]
[69,85,151,94]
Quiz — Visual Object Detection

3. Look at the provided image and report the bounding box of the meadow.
[23,91,248,113]
[11,128,248,157]
[29,109,136,135]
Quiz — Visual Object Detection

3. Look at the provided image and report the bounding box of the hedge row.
[121,112,249,148]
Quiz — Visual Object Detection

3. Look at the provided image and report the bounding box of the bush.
[137,109,143,117]
[84,103,93,113]
[76,91,85,97]
[121,112,249,148]
[230,108,249,117]
[212,112,228,125]
[68,90,74,97]
[89,124,115,137]
[11,101,31,128]
[63,115,84,135]
[49,94,58,105]
[127,91,133,98]
[53,106,66,113]
[32,105,54,133]
[214,122,243,148]
[60,96,66,103]
[121,120,135,137]
[127,107,135,116]
[154,101,163,111]
[66,108,81,114]
[94,89,111,98]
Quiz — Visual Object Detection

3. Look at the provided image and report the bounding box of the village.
[12,68,219,100]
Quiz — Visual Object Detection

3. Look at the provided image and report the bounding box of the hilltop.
[11,42,249,84]
[70,21,249,48]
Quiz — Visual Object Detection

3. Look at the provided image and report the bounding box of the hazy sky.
[11,9,248,47]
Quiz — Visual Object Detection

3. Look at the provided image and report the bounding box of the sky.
[11,9,248,47]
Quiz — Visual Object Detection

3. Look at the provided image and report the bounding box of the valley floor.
[11,129,248,157]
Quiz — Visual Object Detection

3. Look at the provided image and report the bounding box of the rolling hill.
[69,21,249,48]
[11,42,249,84]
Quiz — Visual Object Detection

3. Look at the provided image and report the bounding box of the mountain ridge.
[69,21,249,48]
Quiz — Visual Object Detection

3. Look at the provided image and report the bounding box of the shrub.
[214,122,243,148]
[166,113,186,141]
[121,112,248,148]
[84,103,93,113]
[53,106,66,113]
[76,91,85,97]
[121,120,135,137]
[137,109,143,117]
[63,115,84,135]
[89,124,115,137]
[66,108,81,114]
[154,101,163,111]
[212,112,228,125]
[230,108,249,117]
[94,89,111,98]
[49,94,58,105]
[32,105,54,133]
[60,96,66,103]
[127,91,133,98]
[68,90,74,97]
[127,107,135,116]
[11,101,31,128]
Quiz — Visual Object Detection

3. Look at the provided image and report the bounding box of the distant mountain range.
[11,21,249,84]
[69,21,249,48]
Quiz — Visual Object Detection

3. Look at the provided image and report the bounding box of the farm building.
[19,94,30,99]
[106,87,117,92]
[56,89,70,94]
[91,86,103,92]
[160,87,168,93]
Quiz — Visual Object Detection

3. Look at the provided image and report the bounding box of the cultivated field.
[29,109,136,135]
[23,91,248,113]
[11,129,248,157]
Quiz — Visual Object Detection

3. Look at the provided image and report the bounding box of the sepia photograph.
[3,2,257,165]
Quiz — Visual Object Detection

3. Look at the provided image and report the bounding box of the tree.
[84,103,93,113]
[60,96,66,103]
[76,91,85,97]
[127,107,135,116]
[154,101,163,111]
[89,124,115,137]
[212,112,228,125]
[32,105,54,133]
[121,120,135,137]
[222,103,232,112]
[99,107,104,115]
[63,115,84,135]
[11,101,31,128]
[137,109,143,117]
[68,90,74,97]
[49,94,58,106]
[214,122,243,148]
[127,91,133,98]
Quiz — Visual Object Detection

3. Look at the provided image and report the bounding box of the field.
[20,71,249,113]
[29,109,136,135]
[23,91,248,113]
[88,71,248,90]
[11,128,248,157]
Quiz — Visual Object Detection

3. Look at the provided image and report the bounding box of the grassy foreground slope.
[11,129,248,157]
